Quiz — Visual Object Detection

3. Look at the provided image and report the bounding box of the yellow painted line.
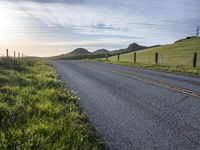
[92,64,200,98]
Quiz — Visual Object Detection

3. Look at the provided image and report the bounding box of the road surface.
[50,60,200,150]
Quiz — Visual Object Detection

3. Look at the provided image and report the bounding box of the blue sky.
[0,0,199,56]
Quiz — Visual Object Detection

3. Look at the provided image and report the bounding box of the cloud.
[17,0,83,4]
[31,38,137,48]
[16,0,200,32]
[13,1,138,35]
[1,0,200,56]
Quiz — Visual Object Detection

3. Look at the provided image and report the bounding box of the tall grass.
[0,58,104,150]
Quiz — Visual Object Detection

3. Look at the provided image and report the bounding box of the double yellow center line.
[92,64,200,98]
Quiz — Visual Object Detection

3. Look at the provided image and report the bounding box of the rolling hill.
[93,49,109,54]
[110,43,148,55]
[50,48,91,60]
[70,48,91,54]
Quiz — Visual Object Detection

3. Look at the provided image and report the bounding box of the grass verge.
[0,58,105,150]
[95,59,200,76]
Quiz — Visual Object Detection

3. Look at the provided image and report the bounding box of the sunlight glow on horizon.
[0,2,22,43]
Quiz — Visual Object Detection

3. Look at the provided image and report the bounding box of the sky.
[0,0,199,57]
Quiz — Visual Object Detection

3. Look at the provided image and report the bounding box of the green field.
[0,58,104,150]
[108,37,200,67]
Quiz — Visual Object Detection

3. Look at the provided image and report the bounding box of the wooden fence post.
[155,52,158,64]
[134,52,136,63]
[6,49,9,57]
[193,52,197,68]
[106,53,108,61]
[14,51,16,59]
[117,53,120,61]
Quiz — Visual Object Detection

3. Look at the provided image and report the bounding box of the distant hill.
[93,49,109,54]
[126,43,147,51]
[70,48,90,54]
[110,43,147,55]
[49,42,157,60]
[49,48,91,60]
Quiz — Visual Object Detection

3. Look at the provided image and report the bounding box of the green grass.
[95,60,200,76]
[108,37,200,67]
[0,58,105,150]
[95,37,200,76]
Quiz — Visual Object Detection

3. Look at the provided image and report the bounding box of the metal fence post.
[193,52,197,68]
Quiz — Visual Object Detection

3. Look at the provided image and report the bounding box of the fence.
[105,52,199,68]
[0,49,27,58]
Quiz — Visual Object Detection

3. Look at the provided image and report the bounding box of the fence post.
[134,52,136,63]
[193,52,197,68]
[106,53,108,61]
[155,52,158,64]
[6,49,9,57]
[14,51,16,59]
[117,53,120,61]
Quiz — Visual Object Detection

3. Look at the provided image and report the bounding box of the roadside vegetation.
[95,60,200,76]
[0,58,105,150]
[96,37,200,76]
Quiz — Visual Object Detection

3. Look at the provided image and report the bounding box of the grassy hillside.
[108,37,200,67]
[0,58,104,150]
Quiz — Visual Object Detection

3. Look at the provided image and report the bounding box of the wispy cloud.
[0,0,200,56]
[31,38,136,47]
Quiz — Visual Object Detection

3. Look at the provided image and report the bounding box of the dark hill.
[70,48,90,54]
[110,43,147,55]
[49,42,150,60]
[126,43,147,51]
[93,49,109,54]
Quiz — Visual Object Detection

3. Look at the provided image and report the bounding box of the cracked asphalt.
[50,60,200,150]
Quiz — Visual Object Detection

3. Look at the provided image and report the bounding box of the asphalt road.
[50,60,200,150]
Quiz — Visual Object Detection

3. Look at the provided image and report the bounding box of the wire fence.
[107,52,200,68]
[0,49,27,58]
